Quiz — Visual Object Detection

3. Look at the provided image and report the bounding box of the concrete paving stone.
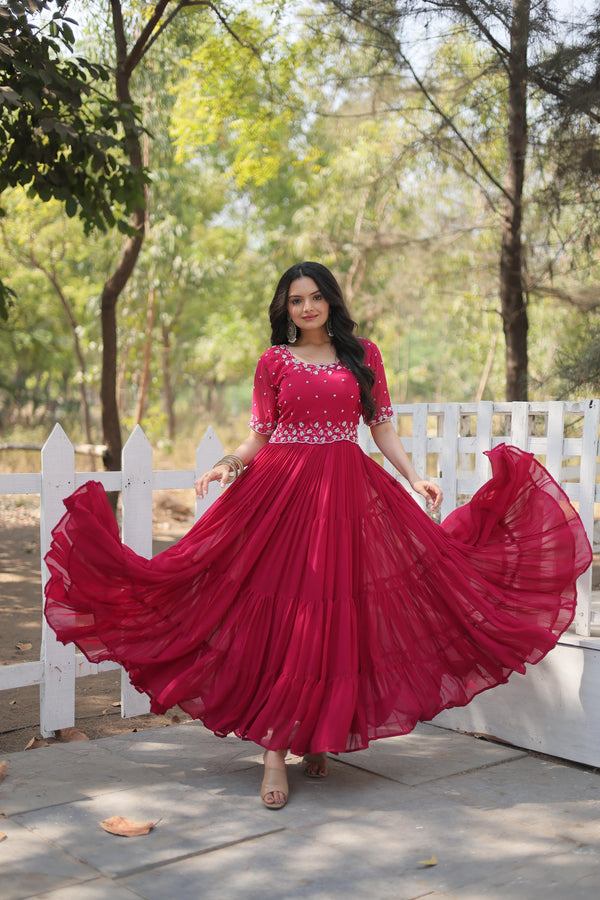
[0,816,98,900]
[195,754,425,828]
[119,827,417,900]
[0,741,165,816]
[28,878,143,900]
[457,846,600,900]
[421,752,600,809]
[421,753,600,847]
[13,780,282,879]
[100,729,262,782]
[337,722,527,786]
[95,720,229,751]
[294,793,587,897]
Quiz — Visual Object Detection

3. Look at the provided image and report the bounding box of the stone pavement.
[1,720,599,900]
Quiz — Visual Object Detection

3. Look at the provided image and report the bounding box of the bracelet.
[214,454,244,480]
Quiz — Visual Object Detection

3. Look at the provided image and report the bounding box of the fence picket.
[195,426,224,521]
[475,401,493,485]
[440,404,459,520]
[510,401,530,449]
[120,426,153,717]
[40,424,76,736]
[545,401,566,482]
[410,403,429,509]
[574,401,600,635]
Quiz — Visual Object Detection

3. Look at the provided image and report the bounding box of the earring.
[287,316,298,343]
[326,315,334,338]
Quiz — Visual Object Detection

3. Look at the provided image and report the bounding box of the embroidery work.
[249,340,393,443]
[270,421,359,444]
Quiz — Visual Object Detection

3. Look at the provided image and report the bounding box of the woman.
[44,262,592,812]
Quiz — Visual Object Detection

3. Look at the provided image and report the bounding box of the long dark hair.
[269,262,376,420]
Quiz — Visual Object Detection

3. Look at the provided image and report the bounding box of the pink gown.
[44,340,592,754]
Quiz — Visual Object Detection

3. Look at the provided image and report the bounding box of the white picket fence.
[0,423,224,737]
[0,399,598,739]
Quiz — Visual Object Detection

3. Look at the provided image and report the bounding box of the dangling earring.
[327,315,334,338]
[287,315,298,343]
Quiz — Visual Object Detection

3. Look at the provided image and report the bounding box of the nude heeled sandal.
[260,766,289,809]
[302,752,329,778]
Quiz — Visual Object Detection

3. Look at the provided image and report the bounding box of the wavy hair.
[269,262,376,420]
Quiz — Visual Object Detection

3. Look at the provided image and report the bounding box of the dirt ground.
[0,493,196,755]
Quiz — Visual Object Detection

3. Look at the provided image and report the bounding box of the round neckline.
[281,344,340,369]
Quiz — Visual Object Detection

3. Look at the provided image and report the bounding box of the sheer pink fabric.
[44,341,592,754]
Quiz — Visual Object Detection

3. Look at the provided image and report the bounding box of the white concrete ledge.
[432,640,600,768]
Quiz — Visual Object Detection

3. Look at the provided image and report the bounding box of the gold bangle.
[215,455,244,480]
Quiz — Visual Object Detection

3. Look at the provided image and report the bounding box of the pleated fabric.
[44,441,592,755]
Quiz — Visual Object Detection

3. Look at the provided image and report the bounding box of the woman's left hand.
[411,480,443,512]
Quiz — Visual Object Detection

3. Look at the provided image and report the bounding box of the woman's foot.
[261,749,288,809]
[302,752,328,778]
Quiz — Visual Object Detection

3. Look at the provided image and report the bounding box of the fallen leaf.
[58,727,89,743]
[0,831,6,842]
[0,760,7,783]
[111,701,121,708]
[15,642,32,651]
[9,699,17,706]
[99,816,156,837]
[24,737,49,751]
[417,855,438,867]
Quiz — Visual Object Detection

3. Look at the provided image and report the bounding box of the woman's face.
[287,276,330,336]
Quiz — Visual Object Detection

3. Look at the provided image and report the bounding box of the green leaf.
[65,195,78,217]
[0,280,16,322]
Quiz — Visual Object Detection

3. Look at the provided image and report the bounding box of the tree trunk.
[134,286,157,425]
[500,0,530,401]
[161,321,176,442]
[40,260,96,469]
[134,117,155,428]
[100,0,147,484]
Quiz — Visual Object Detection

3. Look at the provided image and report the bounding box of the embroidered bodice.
[249,339,393,444]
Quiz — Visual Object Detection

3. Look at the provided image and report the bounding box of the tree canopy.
[0,0,147,318]
[1,0,598,452]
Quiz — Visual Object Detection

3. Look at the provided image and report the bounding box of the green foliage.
[0,2,146,246]
[0,278,16,321]
[2,0,598,446]
[554,312,600,398]
[0,186,104,433]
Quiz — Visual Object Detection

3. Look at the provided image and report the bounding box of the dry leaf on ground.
[24,737,49,750]
[0,831,6,842]
[417,855,438,867]
[15,642,32,651]
[0,760,7,783]
[58,727,90,742]
[99,815,156,837]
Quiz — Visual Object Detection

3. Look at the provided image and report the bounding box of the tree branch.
[327,2,514,203]
[124,1,214,74]
[123,0,172,77]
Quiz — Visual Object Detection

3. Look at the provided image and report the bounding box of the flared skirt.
[44,441,592,755]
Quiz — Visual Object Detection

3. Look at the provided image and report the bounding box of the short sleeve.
[249,353,278,435]
[362,340,394,427]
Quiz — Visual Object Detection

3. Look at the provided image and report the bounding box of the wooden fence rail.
[0,399,597,738]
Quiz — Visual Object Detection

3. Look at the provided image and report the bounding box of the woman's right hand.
[194,464,232,498]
